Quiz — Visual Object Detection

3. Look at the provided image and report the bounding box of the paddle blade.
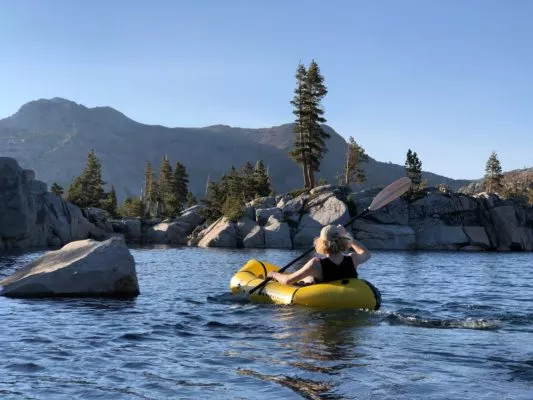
[368,177,411,211]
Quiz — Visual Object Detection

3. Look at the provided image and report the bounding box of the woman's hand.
[337,225,354,242]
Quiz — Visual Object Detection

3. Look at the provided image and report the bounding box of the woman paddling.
[267,224,371,285]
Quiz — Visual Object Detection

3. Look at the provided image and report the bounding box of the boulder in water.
[0,237,139,298]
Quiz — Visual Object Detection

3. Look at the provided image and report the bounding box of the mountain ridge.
[0,98,472,200]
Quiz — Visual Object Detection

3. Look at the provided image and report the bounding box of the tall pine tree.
[305,60,329,188]
[158,156,176,217]
[173,161,189,211]
[142,161,159,217]
[344,137,369,185]
[289,60,329,188]
[289,63,311,188]
[484,151,503,193]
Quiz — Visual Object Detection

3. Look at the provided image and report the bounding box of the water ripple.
[0,248,532,399]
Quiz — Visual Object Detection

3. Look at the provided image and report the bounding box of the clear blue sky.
[1,0,532,179]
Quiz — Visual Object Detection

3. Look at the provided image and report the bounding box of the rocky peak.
[2,98,135,132]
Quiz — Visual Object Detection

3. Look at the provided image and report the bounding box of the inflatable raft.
[230,259,381,310]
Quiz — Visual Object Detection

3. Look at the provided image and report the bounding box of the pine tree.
[484,151,503,193]
[148,171,159,217]
[158,156,176,217]
[120,196,143,218]
[173,161,189,211]
[288,60,329,188]
[289,63,310,188]
[201,180,223,222]
[253,160,271,197]
[51,182,64,197]
[404,149,423,198]
[305,60,329,188]
[241,161,256,201]
[220,166,243,199]
[143,161,155,210]
[344,137,369,185]
[405,149,423,187]
[66,177,84,206]
[66,150,105,208]
[186,191,197,208]
[84,150,105,207]
[101,186,118,217]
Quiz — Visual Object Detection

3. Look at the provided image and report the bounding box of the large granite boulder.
[0,237,139,298]
[145,221,188,245]
[256,207,283,225]
[293,193,351,248]
[363,198,409,226]
[306,194,350,226]
[197,218,238,248]
[413,220,470,250]
[463,226,492,248]
[85,208,114,232]
[111,219,142,243]
[177,205,206,229]
[354,220,416,250]
[489,204,533,251]
[264,218,292,249]
[279,196,305,222]
[243,225,265,248]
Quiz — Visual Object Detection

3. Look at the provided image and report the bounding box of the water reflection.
[275,308,374,363]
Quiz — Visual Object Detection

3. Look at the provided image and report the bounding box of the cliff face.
[353,190,533,251]
[0,157,111,252]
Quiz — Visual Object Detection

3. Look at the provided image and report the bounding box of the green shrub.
[288,188,310,198]
[221,195,245,222]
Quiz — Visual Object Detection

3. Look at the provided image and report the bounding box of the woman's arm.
[267,257,320,285]
[348,238,371,265]
[338,225,371,266]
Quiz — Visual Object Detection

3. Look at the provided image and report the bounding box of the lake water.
[0,247,532,399]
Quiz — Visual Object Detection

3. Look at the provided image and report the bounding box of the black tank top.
[319,256,358,283]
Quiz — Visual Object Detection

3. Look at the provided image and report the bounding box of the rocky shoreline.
[1,157,532,253]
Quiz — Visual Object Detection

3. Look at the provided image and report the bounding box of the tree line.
[202,161,272,222]
[52,151,196,218]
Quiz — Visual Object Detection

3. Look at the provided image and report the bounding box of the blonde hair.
[313,225,351,255]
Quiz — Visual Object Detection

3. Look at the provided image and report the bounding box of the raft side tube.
[292,279,378,310]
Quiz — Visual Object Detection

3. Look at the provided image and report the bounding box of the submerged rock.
[0,237,139,298]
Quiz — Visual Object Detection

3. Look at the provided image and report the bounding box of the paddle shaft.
[248,208,369,294]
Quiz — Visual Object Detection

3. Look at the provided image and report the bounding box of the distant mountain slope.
[459,167,533,194]
[0,98,471,200]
